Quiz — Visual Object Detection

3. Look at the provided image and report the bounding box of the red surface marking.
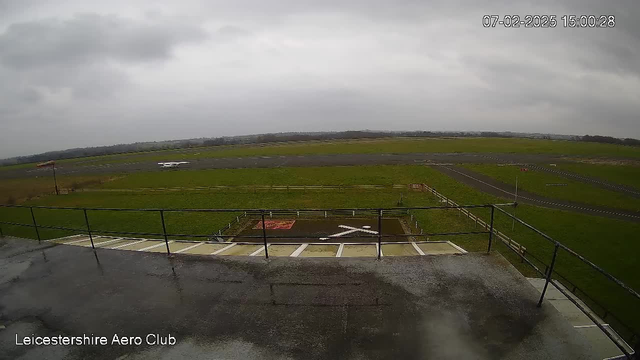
[253,220,296,230]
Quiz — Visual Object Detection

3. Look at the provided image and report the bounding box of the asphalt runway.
[1,152,572,179]
[433,165,640,223]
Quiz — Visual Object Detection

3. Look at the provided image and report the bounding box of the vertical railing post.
[160,210,170,256]
[83,209,95,249]
[261,211,269,259]
[487,206,495,253]
[377,209,382,260]
[537,243,560,307]
[52,166,59,195]
[30,207,41,243]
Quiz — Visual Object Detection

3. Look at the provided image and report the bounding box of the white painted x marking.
[320,225,378,240]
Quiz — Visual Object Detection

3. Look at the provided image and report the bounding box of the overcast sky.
[0,0,639,158]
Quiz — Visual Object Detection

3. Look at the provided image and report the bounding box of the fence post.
[261,211,269,259]
[52,165,59,195]
[30,207,41,243]
[537,243,560,307]
[0,223,3,238]
[487,206,495,253]
[377,209,382,260]
[160,210,171,256]
[83,209,95,249]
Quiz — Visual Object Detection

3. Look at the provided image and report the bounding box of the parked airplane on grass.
[158,161,189,168]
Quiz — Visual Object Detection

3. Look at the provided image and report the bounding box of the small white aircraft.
[158,161,189,169]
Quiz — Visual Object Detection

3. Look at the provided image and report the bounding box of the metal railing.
[492,205,639,359]
[0,204,497,259]
[0,202,638,358]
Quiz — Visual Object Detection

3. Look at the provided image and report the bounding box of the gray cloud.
[0,13,207,69]
[0,0,639,158]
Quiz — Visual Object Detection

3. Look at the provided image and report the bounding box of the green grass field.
[557,163,640,191]
[0,174,115,204]
[1,163,639,339]
[111,137,640,162]
[463,164,640,212]
[98,165,443,188]
[5,137,640,170]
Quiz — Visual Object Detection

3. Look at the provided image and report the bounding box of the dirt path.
[432,165,640,223]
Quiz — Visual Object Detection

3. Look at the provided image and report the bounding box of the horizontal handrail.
[0,204,496,212]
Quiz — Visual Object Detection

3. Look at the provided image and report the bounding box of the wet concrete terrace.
[0,237,596,360]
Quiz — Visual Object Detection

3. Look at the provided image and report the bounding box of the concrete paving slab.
[118,240,156,251]
[341,244,377,257]
[299,244,339,257]
[102,239,138,249]
[218,244,263,256]
[181,243,229,255]
[547,299,594,326]
[527,278,567,300]
[527,278,632,358]
[90,237,123,247]
[575,326,624,360]
[266,245,300,257]
[418,242,462,255]
[50,235,88,244]
[0,236,597,360]
[149,241,196,254]
[52,236,88,245]
[72,237,107,247]
[382,244,419,256]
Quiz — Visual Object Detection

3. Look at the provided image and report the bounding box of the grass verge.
[558,163,640,191]
[463,164,640,212]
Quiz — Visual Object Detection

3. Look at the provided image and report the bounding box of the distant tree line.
[581,135,640,147]
[1,130,637,166]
